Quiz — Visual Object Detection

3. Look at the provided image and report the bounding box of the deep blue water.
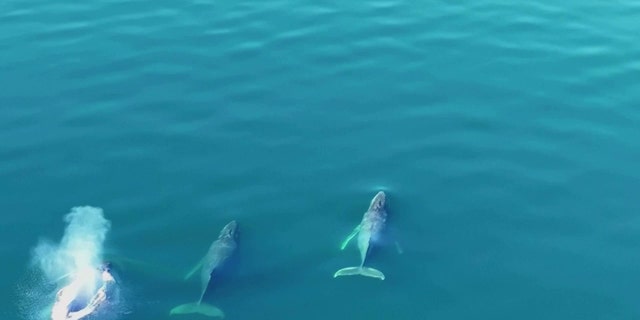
[2,0,640,319]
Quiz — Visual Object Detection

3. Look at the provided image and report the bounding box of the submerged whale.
[334,191,387,280]
[170,220,238,318]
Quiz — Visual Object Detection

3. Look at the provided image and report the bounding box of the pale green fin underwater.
[395,241,404,254]
[333,266,385,280]
[170,302,225,318]
[184,257,204,280]
[340,225,360,250]
[103,253,183,280]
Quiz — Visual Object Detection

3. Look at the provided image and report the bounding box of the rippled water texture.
[2,0,640,319]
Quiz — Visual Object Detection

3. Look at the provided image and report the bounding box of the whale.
[334,191,387,280]
[170,220,238,318]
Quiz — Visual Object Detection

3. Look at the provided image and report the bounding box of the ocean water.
[2,0,640,319]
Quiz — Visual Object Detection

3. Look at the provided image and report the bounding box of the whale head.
[218,220,238,240]
[368,191,386,212]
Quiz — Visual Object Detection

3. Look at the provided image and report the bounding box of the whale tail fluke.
[169,302,225,318]
[333,266,385,280]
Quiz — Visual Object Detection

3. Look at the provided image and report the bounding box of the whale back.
[199,221,239,299]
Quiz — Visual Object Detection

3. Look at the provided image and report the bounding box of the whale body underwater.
[334,191,388,280]
[170,220,238,318]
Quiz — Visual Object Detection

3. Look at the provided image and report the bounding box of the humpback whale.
[170,220,238,318]
[334,191,387,280]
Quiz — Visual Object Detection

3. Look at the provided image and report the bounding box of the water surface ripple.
[1,0,639,319]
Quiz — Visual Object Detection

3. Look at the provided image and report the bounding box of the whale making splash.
[18,206,120,320]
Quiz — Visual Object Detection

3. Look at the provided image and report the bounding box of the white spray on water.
[32,206,111,283]
[18,206,113,320]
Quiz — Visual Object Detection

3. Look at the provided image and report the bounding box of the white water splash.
[32,206,111,284]
[18,206,113,320]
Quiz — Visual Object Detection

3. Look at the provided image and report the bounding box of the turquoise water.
[2,0,640,318]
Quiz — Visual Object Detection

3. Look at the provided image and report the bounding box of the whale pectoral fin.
[184,257,205,281]
[340,225,361,250]
[382,226,403,255]
[103,253,154,271]
[394,241,404,255]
